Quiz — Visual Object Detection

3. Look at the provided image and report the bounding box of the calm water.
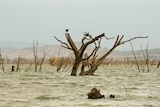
[0,65,160,107]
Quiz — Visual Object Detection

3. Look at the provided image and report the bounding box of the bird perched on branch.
[83,32,90,37]
[65,29,70,36]
[82,32,91,44]
[65,29,69,33]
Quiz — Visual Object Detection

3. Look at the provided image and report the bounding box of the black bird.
[65,29,69,32]
[84,32,89,36]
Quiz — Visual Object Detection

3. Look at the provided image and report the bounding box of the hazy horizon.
[0,41,160,51]
[0,0,160,50]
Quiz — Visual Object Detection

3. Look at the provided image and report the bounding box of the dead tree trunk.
[0,49,4,72]
[71,55,81,76]
[16,57,21,72]
[145,44,150,72]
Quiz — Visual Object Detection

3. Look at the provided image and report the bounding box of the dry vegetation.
[0,53,160,73]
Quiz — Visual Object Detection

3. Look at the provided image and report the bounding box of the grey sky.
[0,0,160,50]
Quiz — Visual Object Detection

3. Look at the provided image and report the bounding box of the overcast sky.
[0,0,160,50]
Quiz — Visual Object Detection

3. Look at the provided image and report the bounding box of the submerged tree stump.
[87,87,105,99]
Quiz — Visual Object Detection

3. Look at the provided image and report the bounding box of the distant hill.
[0,47,17,53]
[0,43,160,60]
[0,41,32,49]
[0,41,47,50]
[0,44,69,59]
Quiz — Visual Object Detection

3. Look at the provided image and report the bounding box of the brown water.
[0,65,160,107]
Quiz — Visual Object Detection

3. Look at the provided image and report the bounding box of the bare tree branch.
[82,48,97,61]
[81,35,148,75]
[65,33,79,54]
[82,34,100,61]
[92,38,101,63]
[114,35,120,46]
[80,33,105,54]
[104,36,114,40]
[54,36,72,50]
[120,36,148,45]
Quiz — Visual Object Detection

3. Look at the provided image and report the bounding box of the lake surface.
[0,65,160,107]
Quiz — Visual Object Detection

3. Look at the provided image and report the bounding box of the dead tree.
[33,40,38,72]
[130,42,141,72]
[0,49,4,72]
[145,44,150,72]
[141,44,150,72]
[54,31,148,76]
[16,57,21,72]
[39,50,49,72]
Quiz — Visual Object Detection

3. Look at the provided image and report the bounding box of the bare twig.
[120,36,148,45]
[141,44,150,72]
[39,50,49,72]
[82,48,97,61]
[130,42,141,72]
[82,33,102,61]
[56,59,65,72]
[33,40,38,72]
[104,36,114,40]
[146,44,150,72]
[25,62,33,72]
[91,38,101,66]
[16,57,21,72]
